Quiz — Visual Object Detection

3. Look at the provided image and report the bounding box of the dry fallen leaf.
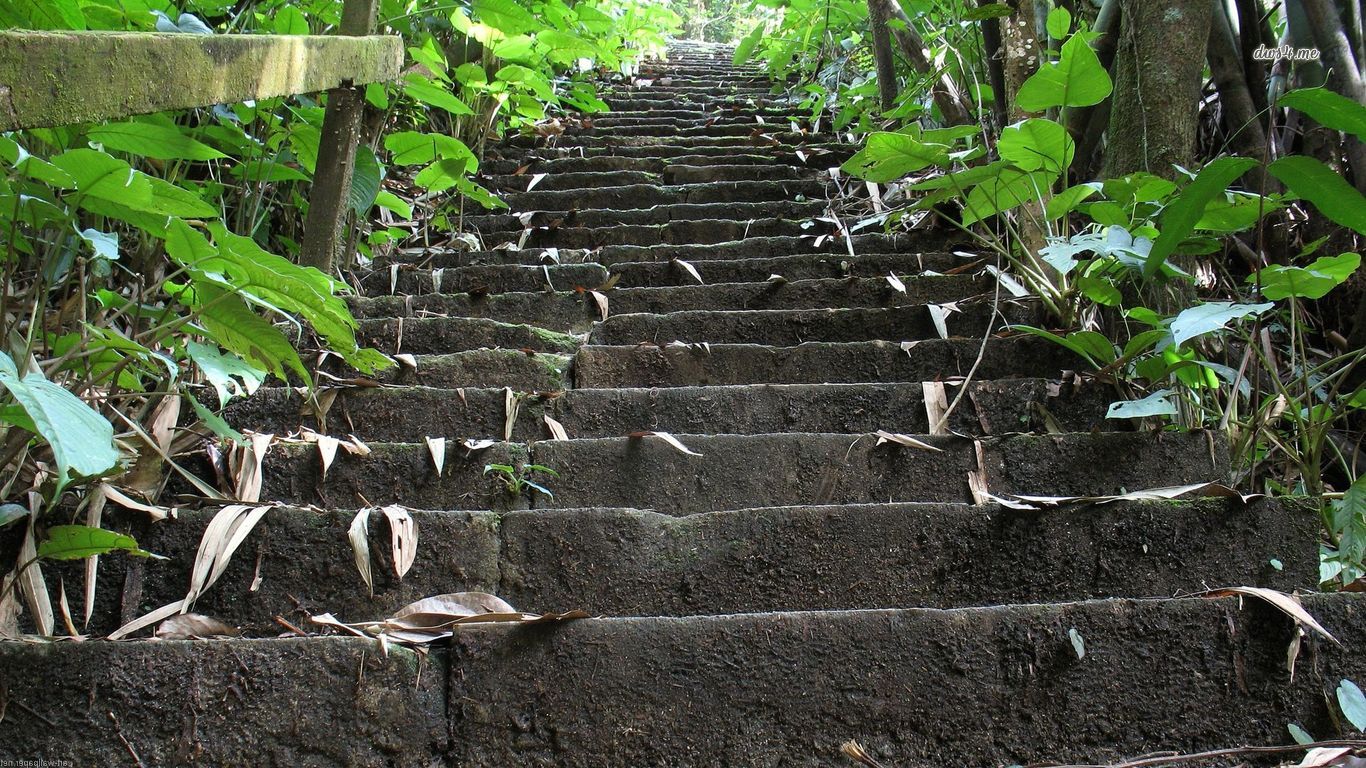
[629,431,703,456]
[83,485,107,628]
[309,592,589,646]
[922,381,949,436]
[588,290,609,321]
[544,414,569,441]
[886,273,906,294]
[527,173,548,191]
[185,504,273,608]
[155,613,240,640]
[19,510,53,636]
[395,353,418,370]
[380,505,417,580]
[1202,586,1341,646]
[1009,482,1264,508]
[873,430,943,452]
[348,508,374,597]
[317,435,340,481]
[503,388,521,442]
[100,484,172,521]
[426,436,446,477]
[673,258,704,284]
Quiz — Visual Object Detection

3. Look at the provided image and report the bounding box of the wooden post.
[300,0,381,273]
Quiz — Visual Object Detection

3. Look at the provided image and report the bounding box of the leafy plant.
[484,462,559,498]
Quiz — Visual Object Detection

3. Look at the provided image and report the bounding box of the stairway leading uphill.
[3,41,1364,767]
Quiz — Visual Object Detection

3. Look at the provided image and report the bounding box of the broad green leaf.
[1253,252,1361,300]
[1144,157,1259,278]
[415,159,470,192]
[1169,301,1273,347]
[375,191,413,220]
[229,160,310,183]
[349,147,383,216]
[1044,183,1100,220]
[403,75,474,116]
[998,118,1074,174]
[1268,155,1366,235]
[1279,87,1366,140]
[13,0,85,29]
[909,160,1008,191]
[0,351,119,491]
[473,0,542,35]
[89,121,227,161]
[52,149,152,206]
[385,132,477,170]
[963,167,1055,225]
[1016,33,1112,112]
[38,525,155,560]
[1287,723,1313,745]
[175,280,311,385]
[963,3,1011,20]
[456,176,509,210]
[734,23,764,66]
[1107,389,1178,419]
[1338,679,1366,731]
[185,340,267,406]
[1011,326,1114,368]
[843,132,949,183]
[273,5,309,34]
[1046,7,1071,38]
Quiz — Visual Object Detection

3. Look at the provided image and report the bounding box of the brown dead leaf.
[544,414,569,441]
[185,504,273,608]
[155,613,240,640]
[503,388,521,442]
[83,485,107,628]
[1202,586,1341,646]
[19,511,53,636]
[380,505,417,580]
[348,508,374,597]
[922,382,949,436]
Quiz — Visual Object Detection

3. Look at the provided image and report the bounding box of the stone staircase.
[2,40,1363,767]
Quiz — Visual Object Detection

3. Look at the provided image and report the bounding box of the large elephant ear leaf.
[0,352,119,492]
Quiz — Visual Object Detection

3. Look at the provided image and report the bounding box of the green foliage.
[484,463,559,498]
[37,525,158,560]
[1015,33,1112,112]
[0,352,119,492]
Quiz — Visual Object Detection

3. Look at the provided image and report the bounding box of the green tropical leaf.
[1016,33,1112,111]
[38,525,156,560]
[89,121,227,161]
[472,0,542,35]
[734,23,764,65]
[998,118,1074,174]
[842,132,949,183]
[1268,155,1366,235]
[1279,87,1366,140]
[1144,157,1259,278]
[349,147,383,216]
[403,75,475,116]
[0,351,119,491]
[1169,301,1273,348]
[1253,252,1361,300]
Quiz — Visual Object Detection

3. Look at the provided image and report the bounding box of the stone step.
[354,348,571,390]
[503,131,832,150]
[483,164,804,193]
[587,303,1037,346]
[489,141,853,162]
[465,201,828,235]
[585,109,808,123]
[496,180,826,211]
[355,316,581,355]
[572,336,1084,388]
[19,595,1354,764]
[608,250,968,286]
[349,276,993,331]
[227,378,1110,440]
[60,497,1313,637]
[356,262,608,297]
[480,151,812,176]
[488,218,813,249]
[247,431,1229,514]
[440,594,1363,766]
[370,234,958,271]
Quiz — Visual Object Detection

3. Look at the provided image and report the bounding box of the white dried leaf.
[344,435,372,456]
[426,437,446,477]
[873,430,943,452]
[389,263,399,295]
[84,485,107,627]
[527,173,548,191]
[887,273,906,294]
[348,508,374,597]
[395,353,418,369]
[588,290,609,321]
[928,304,951,340]
[544,414,569,441]
[184,504,273,608]
[673,259,704,284]
[503,388,520,442]
[1202,586,1340,646]
[631,431,702,456]
[380,505,417,580]
[317,435,340,480]
[19,513,53,636]
[462,439,497,452]
[432,268,444,293]
[922,381,949,436]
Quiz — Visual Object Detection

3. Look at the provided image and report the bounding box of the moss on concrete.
[0,31,403,130]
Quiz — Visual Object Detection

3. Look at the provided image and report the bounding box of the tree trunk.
[867,0,973,125]
[1066,0,1120,176]
[1002,0,1040,122]
[1300,0,1366,192]
[1103,0,1214,179]
[1207,0,1271,185]
[978,0,1010,131]
[867,0,898,112]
